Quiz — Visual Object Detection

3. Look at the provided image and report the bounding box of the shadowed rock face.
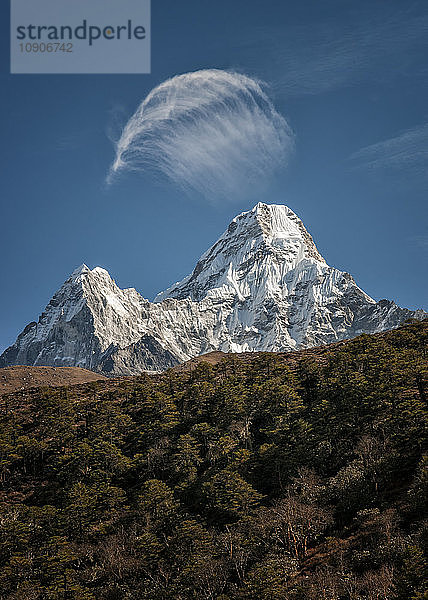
[1,203,425,374]
[97,335,179,376]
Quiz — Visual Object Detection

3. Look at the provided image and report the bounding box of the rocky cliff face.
[1,203,425,374]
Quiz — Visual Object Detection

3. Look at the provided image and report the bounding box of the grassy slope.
[0,366,106,395]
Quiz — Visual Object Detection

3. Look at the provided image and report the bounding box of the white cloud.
[412,235,428,252]
[236,6,428,97]
[349,124,428,177]
[108,69,294,200]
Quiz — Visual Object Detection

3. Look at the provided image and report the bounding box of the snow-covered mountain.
[1,203,425,374]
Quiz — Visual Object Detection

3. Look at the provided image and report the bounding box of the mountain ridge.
[1,203,425,374]
[0,365,106,395]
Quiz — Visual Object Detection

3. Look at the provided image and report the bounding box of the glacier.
[1,203,425,374]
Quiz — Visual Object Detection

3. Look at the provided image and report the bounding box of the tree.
[203,470,263,519]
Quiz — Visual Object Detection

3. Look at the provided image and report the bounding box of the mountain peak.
[68,265,114,286]
[70,264,90,280]
[249,203,325,260]
[1,204,425,374]
[155,202,325,302]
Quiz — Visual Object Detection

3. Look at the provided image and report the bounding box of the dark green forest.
[0,321,427,599]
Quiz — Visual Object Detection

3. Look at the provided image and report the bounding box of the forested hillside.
[0,321,426,599]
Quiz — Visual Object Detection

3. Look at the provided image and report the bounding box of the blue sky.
[1,0,427,353]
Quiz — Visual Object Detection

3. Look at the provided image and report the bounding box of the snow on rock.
[1,203,425,374]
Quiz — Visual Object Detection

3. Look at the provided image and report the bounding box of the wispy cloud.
[412,235,428,252]
[236,6,428,97]
[348,124,428,178]
[108,69,294,200]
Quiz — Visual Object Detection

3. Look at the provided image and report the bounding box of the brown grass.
[0,366,106,395]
